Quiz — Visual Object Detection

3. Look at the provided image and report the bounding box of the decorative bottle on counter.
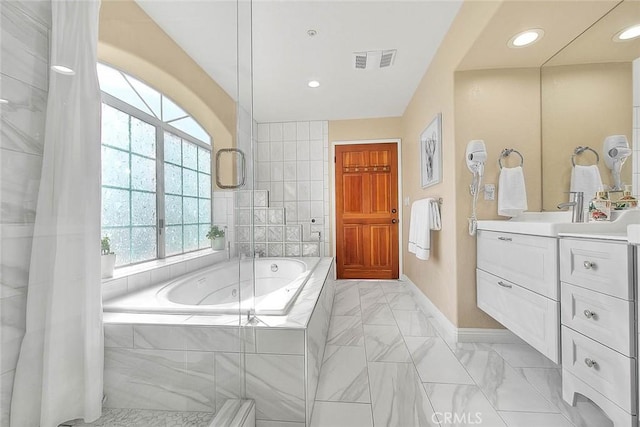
[589,191,611,221]
[616,185,638,210]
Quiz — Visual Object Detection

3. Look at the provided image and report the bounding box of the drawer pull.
[583,310,596,319]
[583,261,596,270]
[497,281,512,289]
[497,236,513,242]
[584,358,598,369]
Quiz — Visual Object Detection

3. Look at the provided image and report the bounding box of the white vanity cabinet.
[476,230,560,363]
[560,237,637,426]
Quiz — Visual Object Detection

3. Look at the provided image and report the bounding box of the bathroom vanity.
[477,211,640,426]
[476,230,560,362]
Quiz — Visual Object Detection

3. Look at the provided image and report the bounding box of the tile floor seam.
[355,281,378,426]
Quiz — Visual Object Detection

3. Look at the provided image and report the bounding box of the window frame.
[101,91,213,266]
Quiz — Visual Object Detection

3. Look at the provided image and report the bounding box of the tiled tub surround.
[102,257,335,426]
[0,1,51,425]
[255,121,330,257]
[234,189,321,259]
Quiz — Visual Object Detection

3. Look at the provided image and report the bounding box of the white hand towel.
[498,166,528,217]
[408,198,441,260]
[570,165,603,212]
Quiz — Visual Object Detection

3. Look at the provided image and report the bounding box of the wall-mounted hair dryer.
[603,135,631,191]
[466,140,487,236]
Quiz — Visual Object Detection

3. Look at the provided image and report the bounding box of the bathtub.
[104,257,320,316]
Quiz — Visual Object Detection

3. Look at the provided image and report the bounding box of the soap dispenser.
[589,191,611,221]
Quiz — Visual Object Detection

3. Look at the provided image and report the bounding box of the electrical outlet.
[484,184,495,201]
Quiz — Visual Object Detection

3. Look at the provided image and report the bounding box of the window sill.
[102,248,224,284]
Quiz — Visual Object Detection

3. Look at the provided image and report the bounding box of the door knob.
[391,208,397,213]
[583,310,596,319]
[583,261,596,269]
[391,219,397,224]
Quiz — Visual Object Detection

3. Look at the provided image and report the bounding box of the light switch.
[484,184,495,201]
[404,197,410,206]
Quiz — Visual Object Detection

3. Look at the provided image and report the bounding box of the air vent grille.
[354,52,367,69]
[353,50,396,70]
[380,50,396,68]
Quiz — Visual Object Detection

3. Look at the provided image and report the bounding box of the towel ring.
[498,148,524,169]
[571,146,600,166]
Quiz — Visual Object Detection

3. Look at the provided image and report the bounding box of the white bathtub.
[104,257,320,316]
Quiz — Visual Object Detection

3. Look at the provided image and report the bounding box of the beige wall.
[541,62,633,210]
[98,0,237,184]
[329,117,403,142]
[400,1,503,328]
[454,68,542,327]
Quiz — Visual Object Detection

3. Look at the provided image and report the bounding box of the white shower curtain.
[11,1,103,426]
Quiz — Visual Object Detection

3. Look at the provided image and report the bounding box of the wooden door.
[335,143,399,279]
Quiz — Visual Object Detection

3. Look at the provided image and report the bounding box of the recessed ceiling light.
[508,29,544,48]
[614,24,640,41]
[308,80,320,88]
[51,65,75,75]
[307,29,318,37]
[0,99,8,104]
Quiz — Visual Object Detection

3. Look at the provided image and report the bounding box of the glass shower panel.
[96,0,249,422]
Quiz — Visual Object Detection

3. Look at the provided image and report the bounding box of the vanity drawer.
[560,239,633,300]
[561,282,635,356]
[477,230,558,300]
[477,269,559,363]
[561,326,636,413]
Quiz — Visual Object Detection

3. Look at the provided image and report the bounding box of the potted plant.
[206,225,226,250]
[101,236,116,279]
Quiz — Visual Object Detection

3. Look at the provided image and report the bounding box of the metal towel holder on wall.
[571,146,600,166]
[215,148,246,189]
[498,148,524,169]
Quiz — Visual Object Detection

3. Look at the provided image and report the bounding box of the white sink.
[477,210,640,237]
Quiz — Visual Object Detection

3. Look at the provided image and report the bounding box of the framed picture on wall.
[420,113,442,188]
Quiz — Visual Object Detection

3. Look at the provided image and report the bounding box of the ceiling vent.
[353,49,396,70]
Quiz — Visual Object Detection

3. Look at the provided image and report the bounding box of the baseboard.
[401,274,523,345]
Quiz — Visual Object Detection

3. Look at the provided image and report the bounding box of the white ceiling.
[136,1,462,123]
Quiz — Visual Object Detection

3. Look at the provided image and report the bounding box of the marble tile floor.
[310,279,614,427]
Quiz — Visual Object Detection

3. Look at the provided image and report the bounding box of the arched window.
[99,63,212,266]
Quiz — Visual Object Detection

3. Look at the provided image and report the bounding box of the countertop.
[628,224,640,245]
[558,231,629,242]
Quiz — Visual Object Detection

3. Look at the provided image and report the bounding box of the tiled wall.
[633,58,639,197]
[256,122,330,256]
[0,2,51,425]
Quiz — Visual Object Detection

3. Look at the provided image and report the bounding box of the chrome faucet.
[557,191,584,223]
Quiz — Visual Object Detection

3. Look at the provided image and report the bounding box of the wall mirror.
[541,0,640,211]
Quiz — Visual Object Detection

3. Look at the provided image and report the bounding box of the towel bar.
[571,146,600,166]
[498,148,524,169]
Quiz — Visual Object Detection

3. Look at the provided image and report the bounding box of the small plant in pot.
[206,225,226,250]
[101,236,116,279]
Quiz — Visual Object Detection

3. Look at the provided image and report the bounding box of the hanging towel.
[498,166,528,217]
[408,198,441,260]
[570,164,603,212]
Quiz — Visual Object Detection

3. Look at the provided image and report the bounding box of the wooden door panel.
[342,151,367,167]
[369,225,392,268]
[370,173,391,214]
[342,225,364,267]
[336,143,398,279]
[342,174,365,214]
